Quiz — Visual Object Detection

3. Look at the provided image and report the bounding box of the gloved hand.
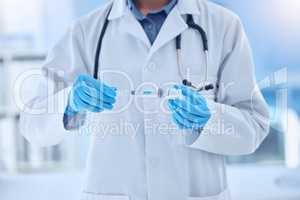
[168,85,211,130]
[66,74,117,115]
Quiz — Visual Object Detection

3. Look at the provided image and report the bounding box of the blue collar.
[127,0,178,21]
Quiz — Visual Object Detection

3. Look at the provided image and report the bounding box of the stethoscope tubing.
[93,5,213,92]
[93,7,112,79]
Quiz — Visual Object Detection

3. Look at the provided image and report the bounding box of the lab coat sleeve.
[20,21,89,147]
[189,16,270,156]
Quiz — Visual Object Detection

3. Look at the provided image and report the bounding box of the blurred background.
[0,0,299,200]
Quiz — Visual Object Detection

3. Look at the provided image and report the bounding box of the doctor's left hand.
[66,74,117,115]
[168,85,211,130]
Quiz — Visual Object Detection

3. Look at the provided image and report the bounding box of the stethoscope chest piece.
[182,79,214,92]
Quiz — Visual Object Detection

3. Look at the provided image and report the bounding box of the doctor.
[21,0,270,199]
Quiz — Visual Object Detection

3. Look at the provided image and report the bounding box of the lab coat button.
[147,62,156,71]
[148,157,160,168]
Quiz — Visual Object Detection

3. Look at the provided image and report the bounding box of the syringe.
[121,84,212,99]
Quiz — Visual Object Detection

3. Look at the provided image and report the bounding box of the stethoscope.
[93,5,214,98]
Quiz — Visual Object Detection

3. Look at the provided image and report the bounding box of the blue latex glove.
[168,85,211,130]
[66,74,117,115]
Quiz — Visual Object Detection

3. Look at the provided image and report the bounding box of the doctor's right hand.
[66,74,117,115]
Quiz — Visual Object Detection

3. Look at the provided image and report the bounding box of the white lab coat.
[20,0,270,199]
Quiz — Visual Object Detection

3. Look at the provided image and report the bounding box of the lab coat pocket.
[81,192,130,200]
[187,188,230,200]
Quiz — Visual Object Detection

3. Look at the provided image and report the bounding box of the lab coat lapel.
[148,6,188,59]
[109,0,151,48]
[118,9,151,48]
